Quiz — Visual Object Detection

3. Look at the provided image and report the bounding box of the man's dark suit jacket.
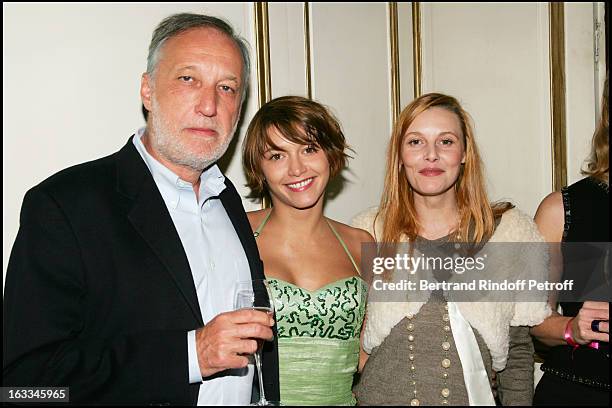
[3,137,280,404]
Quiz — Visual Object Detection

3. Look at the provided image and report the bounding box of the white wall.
[398,2,415,108]
[421,2,553,216]
[3,2,605,279]
[309,3,391,221]
[565,2,606,185]
[268,3,391,224]
[268,3,308,97]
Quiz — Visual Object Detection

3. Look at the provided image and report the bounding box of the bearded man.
[3,13,279,405]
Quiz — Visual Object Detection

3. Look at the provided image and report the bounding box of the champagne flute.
[234,279,279,406]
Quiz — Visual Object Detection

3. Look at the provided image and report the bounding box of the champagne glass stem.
[254,351,267,405]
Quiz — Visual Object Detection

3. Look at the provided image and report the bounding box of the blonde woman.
[352,93,551,405]
[531,77,609,405]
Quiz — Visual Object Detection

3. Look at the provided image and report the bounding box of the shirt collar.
[132,127,227,210]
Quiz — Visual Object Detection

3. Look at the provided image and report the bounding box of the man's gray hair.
[146,13,251,102]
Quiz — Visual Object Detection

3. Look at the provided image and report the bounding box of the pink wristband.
[587,341,600,350]
[564,318,579,350]
[564,318,601,350]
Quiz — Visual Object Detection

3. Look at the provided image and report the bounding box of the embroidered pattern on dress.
[561,186,571,240]
[268,276,367,340]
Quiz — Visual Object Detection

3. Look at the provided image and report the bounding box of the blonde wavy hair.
[378,93,512,245]
[581,75,609,183]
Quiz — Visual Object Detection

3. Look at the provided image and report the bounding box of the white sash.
[447,301,496,406]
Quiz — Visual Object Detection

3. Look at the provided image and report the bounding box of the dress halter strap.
[253,209,360,275]
[253,209,273,238]
[325,219,361,275]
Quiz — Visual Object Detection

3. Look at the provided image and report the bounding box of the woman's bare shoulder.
[246,208,270,231]
[534,191,564,242]
[328,219,375,246]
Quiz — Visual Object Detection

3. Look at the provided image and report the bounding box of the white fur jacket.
[351,207,552,371]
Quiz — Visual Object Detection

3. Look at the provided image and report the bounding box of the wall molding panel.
[412,2,422,99]
[254,2,272,108]
[388,2,401,125]
[549,2,568,191]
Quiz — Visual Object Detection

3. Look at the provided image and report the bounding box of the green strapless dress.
[268,276,367,406]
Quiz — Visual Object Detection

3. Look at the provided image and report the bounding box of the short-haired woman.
[243,95,373,405]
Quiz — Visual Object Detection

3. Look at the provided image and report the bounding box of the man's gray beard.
[148,97,237,172]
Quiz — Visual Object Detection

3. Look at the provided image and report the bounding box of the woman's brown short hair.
[243,95,350,197]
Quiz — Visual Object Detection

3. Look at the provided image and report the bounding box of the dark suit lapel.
[219,180,265,281]
[116,138,203,326]
[219,180,279,401]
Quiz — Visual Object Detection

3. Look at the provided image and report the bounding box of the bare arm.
[530,192,571,345]
[530,192,610,345]
[353,228,374,373]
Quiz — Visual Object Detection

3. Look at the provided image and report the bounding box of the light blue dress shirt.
[133,129,254,405]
